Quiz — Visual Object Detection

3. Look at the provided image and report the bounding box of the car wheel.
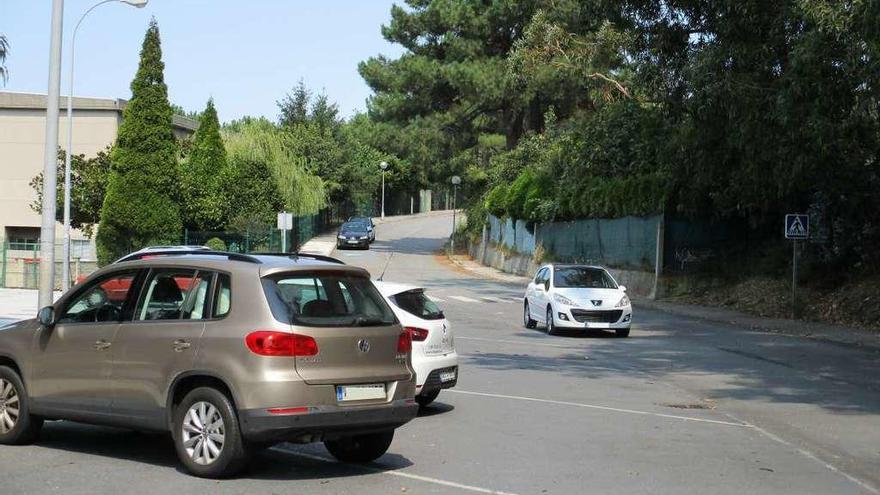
[546,307,558,336]
[325,430,394,463]
[173,387,251,478]
[523,301,537,329]
[615,328,631,338]
[416,389,440,407]
[0,366,42,445]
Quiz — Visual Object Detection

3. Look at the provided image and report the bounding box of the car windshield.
[553,267,618,289]
[262,271,396,327]
[391,289,444,320]
[341,223,368,234]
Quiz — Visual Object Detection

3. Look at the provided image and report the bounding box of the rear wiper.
[353,316,385,327]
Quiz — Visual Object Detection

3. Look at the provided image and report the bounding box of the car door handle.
[172,339,192,352]
[94,340,112,351]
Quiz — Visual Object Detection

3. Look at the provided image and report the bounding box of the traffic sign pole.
[792,239,797,319]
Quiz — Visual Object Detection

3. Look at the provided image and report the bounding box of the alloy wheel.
[546,308,554,334]
[0,378,20,434]
[181,401,225,466]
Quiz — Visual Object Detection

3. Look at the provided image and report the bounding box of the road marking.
[428,296,446,302]
[274,448,521,495]
[449,295,480,303]
[480,296,510,303]
[447,389,751,427]
[715,411,880,494]
[457,336,575,349]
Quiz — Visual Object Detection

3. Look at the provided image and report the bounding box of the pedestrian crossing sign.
[785,214,809,240]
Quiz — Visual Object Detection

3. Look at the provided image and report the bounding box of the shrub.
[205,237,226,251]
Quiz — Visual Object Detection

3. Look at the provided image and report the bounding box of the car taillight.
[404,326,429,342]
[245,331,318,357]
[397,331,412,353]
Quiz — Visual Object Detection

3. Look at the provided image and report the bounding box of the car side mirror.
[38,306,56,327]
[619,285,627,292]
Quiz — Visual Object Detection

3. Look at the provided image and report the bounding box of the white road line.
[274,448,522,495]
[448,389,751,427]
[480,296,509,303]
[510,297,524,303]
[456,336,575,349]
[715,411,880,494]
[449,295,480,303]
[429,297,446,303]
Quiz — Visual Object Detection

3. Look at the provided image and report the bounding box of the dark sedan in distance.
[337,222,371,249]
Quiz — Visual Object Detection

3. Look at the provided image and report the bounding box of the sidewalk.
[0,288,62,321]
[447,252,880,350]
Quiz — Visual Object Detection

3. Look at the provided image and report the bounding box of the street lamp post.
[39,0,65,309]
[61,0,147,291]
[379,161,389,218]
[450,175,461,253]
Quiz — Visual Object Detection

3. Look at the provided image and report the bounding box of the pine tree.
[180,98,227,231]
[96,19,181,264]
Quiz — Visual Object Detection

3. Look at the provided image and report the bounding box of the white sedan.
[374,281,459,406]
[523,264,632,337]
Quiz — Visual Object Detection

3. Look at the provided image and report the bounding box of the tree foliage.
[30,147,112,238]
[96,19,182,264]
[0,34,8,85]
[363,0,880,271]
[180,98,227,230]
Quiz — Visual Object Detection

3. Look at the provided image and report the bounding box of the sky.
[0,0,405,123]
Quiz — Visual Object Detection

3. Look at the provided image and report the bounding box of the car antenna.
[377,251,394,281]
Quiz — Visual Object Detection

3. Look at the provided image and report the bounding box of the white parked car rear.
[374,281,458,406]
[523,264,632,337]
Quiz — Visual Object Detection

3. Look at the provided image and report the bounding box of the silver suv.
[0,251,417,478]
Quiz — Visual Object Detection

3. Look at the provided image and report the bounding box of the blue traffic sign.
[785,214,809,240]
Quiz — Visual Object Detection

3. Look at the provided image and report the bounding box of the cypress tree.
[180,98,227,231]
[96,19,181,264]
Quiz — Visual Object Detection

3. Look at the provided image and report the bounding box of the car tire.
[523,301,537,329]
[615,328,631,338]
[173,387,251,479]
[0,366,43,445]
[416,389,440,407]
[546,307,558,336]
[325,430,394,463]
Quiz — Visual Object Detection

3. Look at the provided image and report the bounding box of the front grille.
[570,309,623,323]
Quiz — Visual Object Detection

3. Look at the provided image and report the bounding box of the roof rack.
[250,252,345,265]
[114,249,261,264]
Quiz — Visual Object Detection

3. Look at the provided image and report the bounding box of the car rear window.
[262,271,396,327]
[391,290,444,320]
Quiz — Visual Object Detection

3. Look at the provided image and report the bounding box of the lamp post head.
[379,161,389,171]
[451,175,461,185]
[121,0,149,7]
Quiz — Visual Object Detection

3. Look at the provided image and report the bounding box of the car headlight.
[615,295,631,308]
[552,293,577,306]
[337,235,345,239]
[359,236,368,240]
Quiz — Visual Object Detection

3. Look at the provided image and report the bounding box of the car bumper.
[240,399,419,443]
[337,239,370,248]
[414,352,459,394]
[553,305,632,329]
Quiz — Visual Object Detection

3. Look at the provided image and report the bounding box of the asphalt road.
[3,212,879,494]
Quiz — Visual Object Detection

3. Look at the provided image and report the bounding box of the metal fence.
[486,214,662,271]
[0,240,98,289]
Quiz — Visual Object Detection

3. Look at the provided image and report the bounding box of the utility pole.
[450,175,461,254]
[380,161,388,218]
[39,0,65,308]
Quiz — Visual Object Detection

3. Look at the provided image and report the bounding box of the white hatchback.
[374,281,459,406]
[523,264,632,337]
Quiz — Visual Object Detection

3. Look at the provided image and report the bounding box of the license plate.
[336,384,386,401]
[440,370,456,383]
[347,240,358,244]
